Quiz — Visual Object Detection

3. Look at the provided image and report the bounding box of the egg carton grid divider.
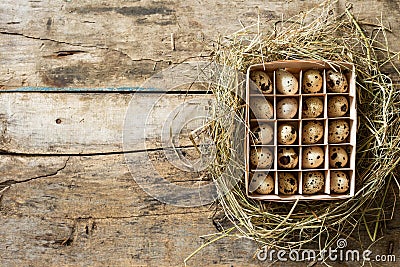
[245,60,356,201]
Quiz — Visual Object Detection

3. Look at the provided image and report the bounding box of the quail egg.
[329,146,349,168]
[302,97,324,118]
[278,147,298,169]
[302,121,324,144]
[302,171,325,194]
[278,124,297,145]
[302,146,324,169]
[251,124,274,145]
[328,120,350,143]
[251,97,274,119]
[252,172,274,194]
[278,172,298,195]
[302,70,323,93]
[250,147,273,169]
[250,71,273,93]
[276,69,299,95]
[277,98,298,119]
[326,70,348,93]
[330,171,349,193]
[328,96,349,117]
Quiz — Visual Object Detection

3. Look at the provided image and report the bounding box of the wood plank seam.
[0,145,197,156]
[0,88,214,93]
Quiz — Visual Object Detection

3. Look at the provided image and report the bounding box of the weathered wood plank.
[0,93,214,154]
[0,153,212,218]
[1,0,400,266]
[1,153,398,266]
[1,215,397,267]
[0,153,260,266]
[0,155,68,182]
[0,215,265,267]
[1,0,398,89]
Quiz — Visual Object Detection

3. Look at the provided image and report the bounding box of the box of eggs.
[245,60,356,201]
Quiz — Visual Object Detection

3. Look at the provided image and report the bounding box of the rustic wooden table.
[1,1,399,266]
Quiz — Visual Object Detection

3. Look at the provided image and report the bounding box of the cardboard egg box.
[245,60,356,201]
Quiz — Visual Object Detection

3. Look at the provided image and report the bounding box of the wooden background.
[1,0,399,266]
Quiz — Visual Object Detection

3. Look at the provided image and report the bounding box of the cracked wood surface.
[0,93,214,154]
[1,0,399,89]
[1,0,400,266]
[1,153,400,267]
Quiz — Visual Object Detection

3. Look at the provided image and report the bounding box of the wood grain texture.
[0,93,214,154]
[0,153,213,218]
[0,215,268,267]
[1,0,398,89]
[1,153,399,266]
[1,0,400,266]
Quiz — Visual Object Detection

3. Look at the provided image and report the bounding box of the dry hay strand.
[186,0,400,263]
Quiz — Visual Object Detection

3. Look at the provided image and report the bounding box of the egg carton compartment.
[300,119,326,145]
[249,121,276,146]
[276,95,300,119]
[327,118,354,144]
[248,171,277,196]
[301,68,326,94]
[249,145,276,171]
[277,170,301,196]
[248,70,275,94]
[274,69,301,96]
[277,146,300,170]
[301,170,329,195]
[328,145,354,169]
[300,95,326,119]
[277,120,300,146]
[245,60,356,202]
[249,95,275,120]
[326,69,351,94]
[300,145,328,170]
[328,169,354,196]
[327,94,352,118]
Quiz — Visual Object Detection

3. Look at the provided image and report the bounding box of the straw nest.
[187,0,400,262]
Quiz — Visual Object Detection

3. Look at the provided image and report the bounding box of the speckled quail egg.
[251,97,274,119]
[278,172,298,195]
[252,172,274,194]
[276,69,299,95]
[326,70,348,93]
[329,146,349,168]
[302,121,324,144]
[328,96,349,117]
[328,120,350,143]
[302,97,324,118]
[302,70,323,93]
[330,171,349,193]
[278,147,299,169]
[277,98,298,119]
[250,71,273,93]
[302,146,324,169]
[302,171,325,194]
[251,124,274,145]
[250,147,273,169]
[277,124,297,145]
